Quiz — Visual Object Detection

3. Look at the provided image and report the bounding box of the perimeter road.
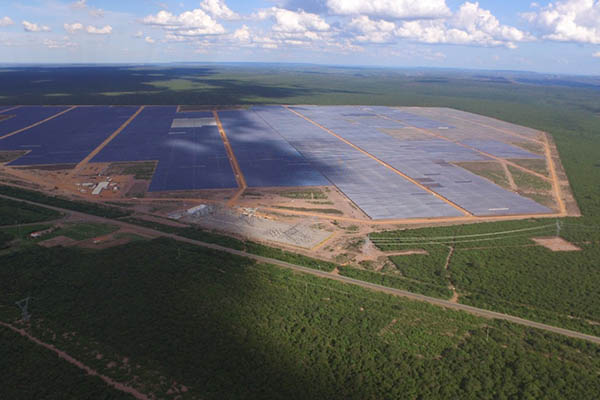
[543,132,567,215]
[68,106,145,178]
[213,110,247,206]
[0,106,77,140]
[283,106,474,218]
[0,192,597,345]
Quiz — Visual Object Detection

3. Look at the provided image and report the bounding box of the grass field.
[1,239,599,399]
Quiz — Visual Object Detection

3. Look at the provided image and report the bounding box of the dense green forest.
[0,185,131,219]
[0,197,62,226]
[370,219,600,335]
[1,238,599,399]
[0,329,131,399]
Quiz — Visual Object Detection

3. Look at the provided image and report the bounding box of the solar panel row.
[0,106,138,166]
[0,106,69,137]
[91,106,237,191]
[290,105,551,216]
[252,106,463,219]
[218,109,329,188]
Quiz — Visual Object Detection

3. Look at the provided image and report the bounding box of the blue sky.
[1,0,599,75]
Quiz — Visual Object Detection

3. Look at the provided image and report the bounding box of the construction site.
[0,104,580,262]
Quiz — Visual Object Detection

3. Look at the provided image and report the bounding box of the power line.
[370,224,556,242]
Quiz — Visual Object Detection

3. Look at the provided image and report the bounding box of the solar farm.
[0,104,577,247]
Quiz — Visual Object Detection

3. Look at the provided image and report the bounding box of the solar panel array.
[0,106,69,137]
[92,106,237,191]
[252,106,463,219]
[0,104,553,218]
[290,105,551,216]
[218,109,329,187]
[0,106,137,165]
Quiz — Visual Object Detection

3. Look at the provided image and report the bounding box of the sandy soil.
[532,237,582,252]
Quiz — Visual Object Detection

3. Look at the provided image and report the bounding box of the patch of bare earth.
[385,249,429,256]
[38,235,78,248]
[533,237,581,252]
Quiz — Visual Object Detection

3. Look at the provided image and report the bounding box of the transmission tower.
[15,297,31,322]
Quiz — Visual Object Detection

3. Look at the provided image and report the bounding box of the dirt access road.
[1,193,599,345]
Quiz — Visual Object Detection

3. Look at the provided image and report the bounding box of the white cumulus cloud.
[64,22,84,34]
[522,0,600,44]
[394,2,532,48]
[0,16,13,26]
[142,9,225,36]
[232,25,251,42]
[257,7,330,33]
[200,0,239,20]
[593,51,600,57]
[86,25,112,34]
[326,0,451,19]
[348,16,396,43]
[145,36,155,44]
[22,21,51,32]
[65,23,112,35]
[43,36,77,49]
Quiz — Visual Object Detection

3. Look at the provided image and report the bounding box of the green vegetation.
[0,329,132,400]
[513,141,545,155]
[0,231,13,249]
[510,158,548,176]
[0,185,131,219]
[339,265,453,299]
[389,245,451,288]
[0,150,27,163]
[455,161,510,189]
[120,217,337,272]
[508,165,552,191]
[106,161,157,180]
[277,189,327,200]
[0,224,53,254]
[370,219,600,335]
[49,223,119,241]
[1,239,600,399]
[0,197,62,226]
[273,205,343,215]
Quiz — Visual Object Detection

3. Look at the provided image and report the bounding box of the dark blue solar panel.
[93,106,237,191]
[0,106,137,165]
[0,106,69,136]
[219,110,329,187]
